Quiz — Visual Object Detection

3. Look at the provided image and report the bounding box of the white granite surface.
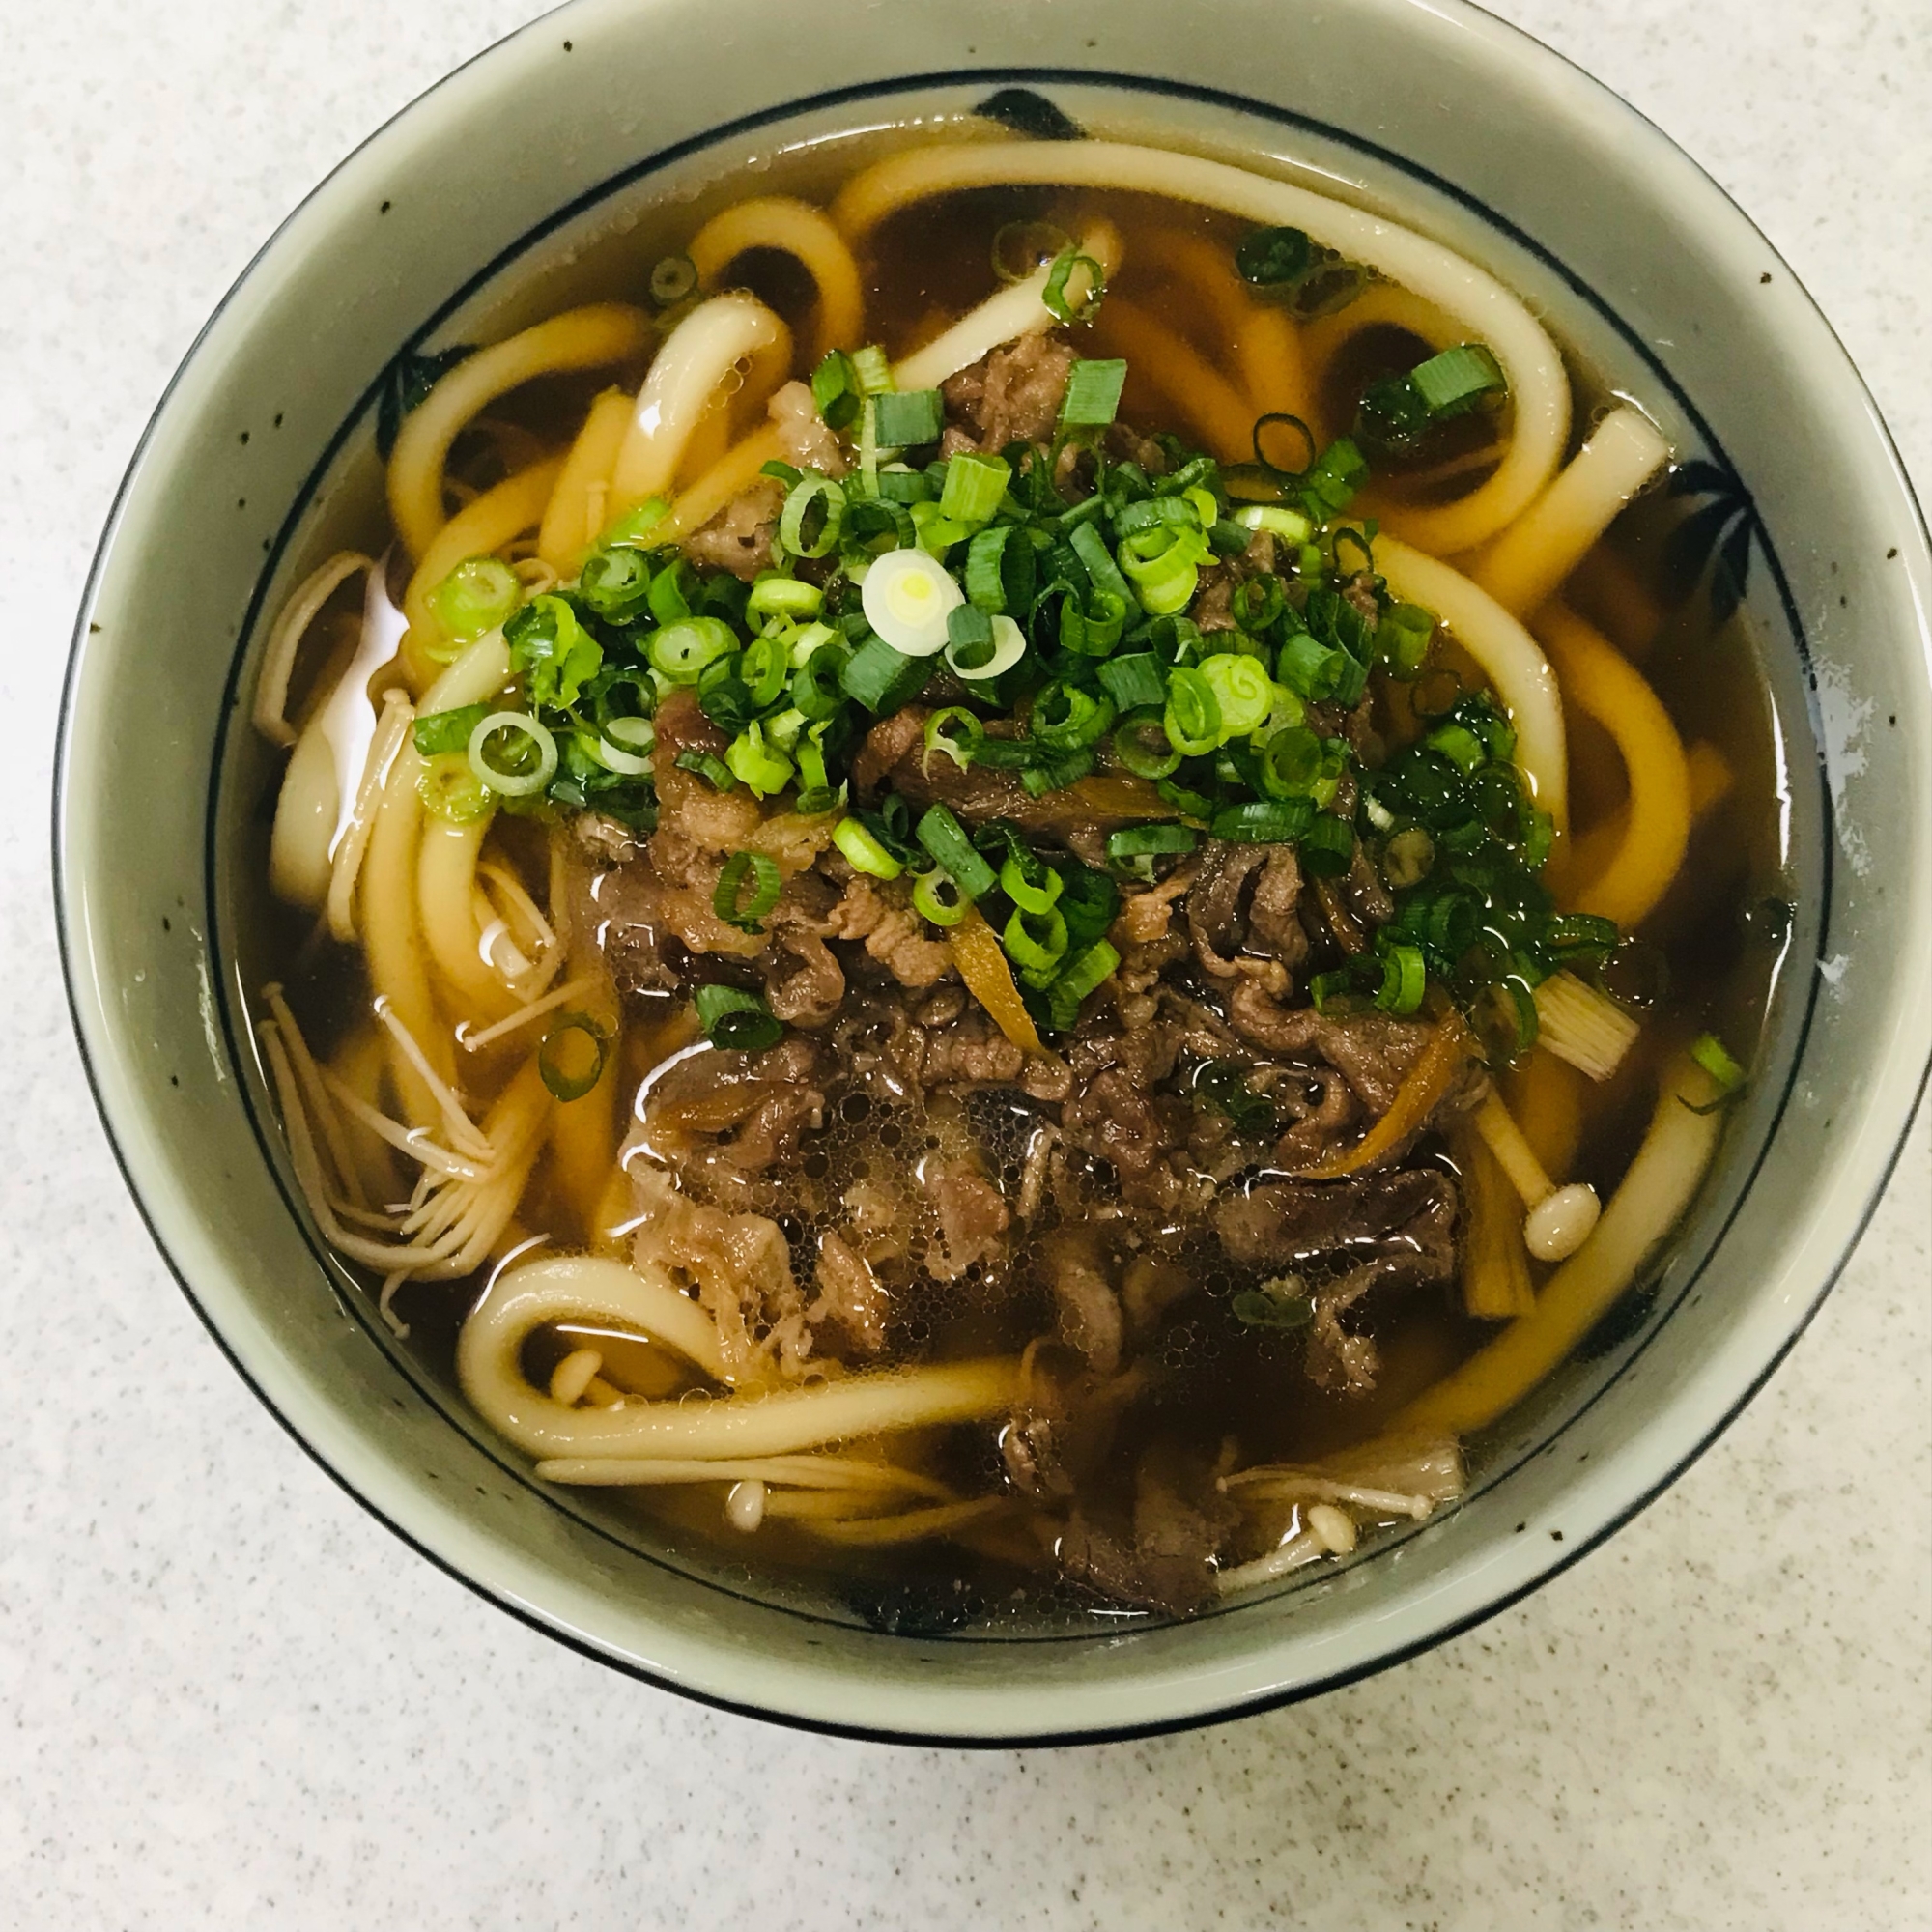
[4,0,1928,1923]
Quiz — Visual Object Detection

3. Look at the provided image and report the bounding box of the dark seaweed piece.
[1661,458,1758,625]
[376,344,475,459]
[847,1579,985,1636]
[975,87,1085,142]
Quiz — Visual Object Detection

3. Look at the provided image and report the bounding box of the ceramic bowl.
[55,0,1931,1742]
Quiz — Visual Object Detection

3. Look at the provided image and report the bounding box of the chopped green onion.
[937,452,1011,526]
[416,753,494,823]
[713,850,782,932]
[1164,666,1222,757]
[1300,440,1370,518]
[1211,797,1314,842]
[1042,249,1106,324]
[1232,575,1287,634]
[1690,1032,1746,1091]
[1426,721,1488,774]
[1044,939,1120,1030]
[1113,708,1182,780]
[1276,630,1350,701]
[849,344,893,395]
[780,473,846,558]
[1374,943,1429,1015]
[811,349,861,432]
[673,747,736,792]
[725,722,794,800]
[833,815,903,879]
[595,714,655,776]
[1234,504,1315,543]
[999,845,1064,915]
[1378,602,1436,677]
[923,706,986,775]
[1299,812,1355,878]
[577,544,654,623]
[839,633,934,713]
[912,868,971,926]
[916,805,997,898]
[430,556,522,642]
[1107,823,1197,863]
[468,712,557,798]
[875,464,933,505]
[1258,724,1323,798]
[1020,746,1094,797]
[539,1012,610,1101]
[947,611,1027,681]
[1117,522,1209,615]
[790,639,851,721]
[740,631,789,708]
[1253,412,1318,477]
[871,388,945,447]
[647,556,698,623]
[910,500,971,556]
[1235,226,1315,288]
[1096,651,1167,713]
[649,616,740,684]
[1031,680,1116,752]
[1059,357,1127,428]
[1004,903,1069,975]
[1067,520,1133,608]
[603,499,668,547]
[649,254,697,305]
[1411,342,1507,416]
[1199,653,1273,738]
[965,523,1035,613]
[413,701,493,757]
[505,593,601,711]
[748,574,823,622]
[694,983,784,1054]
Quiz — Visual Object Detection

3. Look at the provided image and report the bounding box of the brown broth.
[261,153,1790,1630]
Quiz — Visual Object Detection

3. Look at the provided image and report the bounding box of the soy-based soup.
[249,115,1784,1626]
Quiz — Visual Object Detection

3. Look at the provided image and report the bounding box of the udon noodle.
[247,123,1775,1625]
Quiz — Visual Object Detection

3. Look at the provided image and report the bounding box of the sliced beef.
[923,1161,1010,1281]
[1062,1067,1191,1214]
[1215,1168,1459,1397]
[1056,1443,1237,1617]
[1186,841,1299,987]
[1224,995,1432,1116]
[767,378,848,477]
[822,874,953,988]
[808,1230,888,1358]
[1044,1229,1123,1375]
[682,477,781,582]
[940,334,1077,452]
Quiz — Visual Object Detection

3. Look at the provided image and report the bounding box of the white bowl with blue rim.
[55,0,1931,1742]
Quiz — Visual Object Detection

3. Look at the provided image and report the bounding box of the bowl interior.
[57,0,1932,1742]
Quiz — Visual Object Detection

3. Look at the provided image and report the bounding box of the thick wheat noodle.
[459,1254,1021,1461]
[324,690,412,943]
[417,815,516,1021]
[1536,604,1690,927]
[889,220,1122,392]
[653,423,786,546]
[832,142,1568,552]
[534,1454,955,1495]
[1088,298,1258,464]
[686,195,865,364]
[387,303,652,560]
[1138,228,1315,426]
[537,390,633,569]
[400,458,565,686]
[360,743,446,1130]
[252,552,373,747]
[1397,1055,1723,1435]
[609,294,793,516]
[1373,534,1569,831]
[1472,409,1671,618]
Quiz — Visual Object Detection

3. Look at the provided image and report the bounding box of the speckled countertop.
[4,1,1928,1925]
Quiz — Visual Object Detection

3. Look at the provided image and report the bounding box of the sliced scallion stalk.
[468,712,557,798]
[694,982,784,1053]
[832,815,903,879]
[713,850,781,932]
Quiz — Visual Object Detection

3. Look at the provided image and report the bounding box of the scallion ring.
[832,815,903,880]
[649,253,697,306]
[1163,667,1222,758]
[468,712,557,798]
[1113,707,1182,781]
[1042,249,1106,325]
[923,706,986,775]
[538,1013,610,1102]
[595,714,655,776]
[1004,903,1069,975]
[912,869,971,927]
[780,474,846,559]
[713,850,781,933]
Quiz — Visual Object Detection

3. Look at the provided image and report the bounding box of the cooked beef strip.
[1055,1441,1238,1617]
[682,477,781,582]
[1224,994,1432,1115]
[1044,1228,1124,1375]
[808,1230,888,1358]
[940,334,1077,452]
[923,1161,1011,1281]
